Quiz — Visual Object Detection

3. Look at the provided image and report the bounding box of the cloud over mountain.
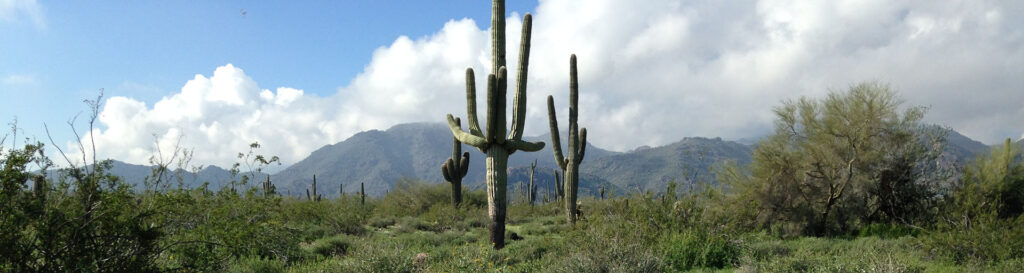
[77,0,1024,169]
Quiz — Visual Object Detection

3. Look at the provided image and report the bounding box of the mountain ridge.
[70,122,995,197]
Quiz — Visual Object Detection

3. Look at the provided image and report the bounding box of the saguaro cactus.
[360,182,366,205]
[553,169,564,200]
[529,159,537,206]
[441,117,471,207]
[307,175,322,202]
[547,55,588,225]
[445,0,545,249]
[262,174,276,197]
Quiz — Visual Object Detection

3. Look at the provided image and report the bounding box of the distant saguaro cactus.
[444,0,546,249]
[307,175,322,202]
[441,117,471,207]
[548,55,588,225]
[262,174,276,197]
[529,159,537,206]
[360,182,366,205]
[553,169,564,201]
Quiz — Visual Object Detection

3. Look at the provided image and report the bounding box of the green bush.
[922,215,1024,264]
[1,143,163,272]
[309,235,353,257]
[858,223,921,239]
[661,229,741,270]
[226,256,286,273]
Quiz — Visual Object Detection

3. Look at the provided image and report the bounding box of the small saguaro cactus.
[553,169,564,200]
[32,176,46,200]
[360,182,366,205]
[307,175,322,202]
[600,186,606,200]
[441,117,471,207]
[548,54,588,225]
[444,0,546,249]
[263,174,276,197]
[529,159,538,206]
[340,183,344,196]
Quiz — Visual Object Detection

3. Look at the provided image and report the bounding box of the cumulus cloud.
[73,65,337,170]
[0,0,45,28]
[79,0,1024,169]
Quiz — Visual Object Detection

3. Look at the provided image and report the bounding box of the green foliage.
[858,223,921,239]
[374,178,469,217]
[720,82,947,236]
[950,139,1024,222]
[661,228,741,270]
[151,189,303,271]
[1,142,163,272]
[921,140,1024,264]
[225,256,286,273]
[308,235,353,257]
[922,216,1024,264]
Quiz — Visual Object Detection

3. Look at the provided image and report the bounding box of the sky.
[2,0,1022,172]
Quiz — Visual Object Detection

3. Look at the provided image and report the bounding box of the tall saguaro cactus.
[548,55,588,225]
[442,118,471,207]
[445,0,545,249]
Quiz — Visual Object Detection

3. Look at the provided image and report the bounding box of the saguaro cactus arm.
[446,16,543,152]
[465,69,483,136]
[547,96,566,170]
[447,114,488,147]
[577,128,587,164]
[509,15,533,141]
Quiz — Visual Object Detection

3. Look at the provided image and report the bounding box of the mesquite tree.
[547,55,588,225]
[444,0,545,249]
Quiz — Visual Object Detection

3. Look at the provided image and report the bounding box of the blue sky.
[2,0,535,148]
[3,0,1023,171]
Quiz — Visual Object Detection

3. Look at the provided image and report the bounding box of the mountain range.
[75,122,1004,197]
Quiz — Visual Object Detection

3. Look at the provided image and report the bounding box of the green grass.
[195,183,1021,272]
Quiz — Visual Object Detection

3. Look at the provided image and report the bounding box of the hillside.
[79,123,997,197]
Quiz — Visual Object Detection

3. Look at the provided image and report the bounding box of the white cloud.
[72,64,337,171]
[78,0,1024,169]
[0,0,45,28]
[2,74,34,85]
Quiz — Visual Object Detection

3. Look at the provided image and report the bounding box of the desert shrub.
[374,179,454,217]
[368,215,397,228]
[309,235,353,257]
[419,202,465,231]
[719,83,948,236]
[661,228,741,270]
[342,239,415,273]
[226,256,286,273]
[922,215,1024,264]
[151,189,303,271]
[1,143,163,272]
[858,223,920,238]
[921,140,1024,264]
[547,214,664,272]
